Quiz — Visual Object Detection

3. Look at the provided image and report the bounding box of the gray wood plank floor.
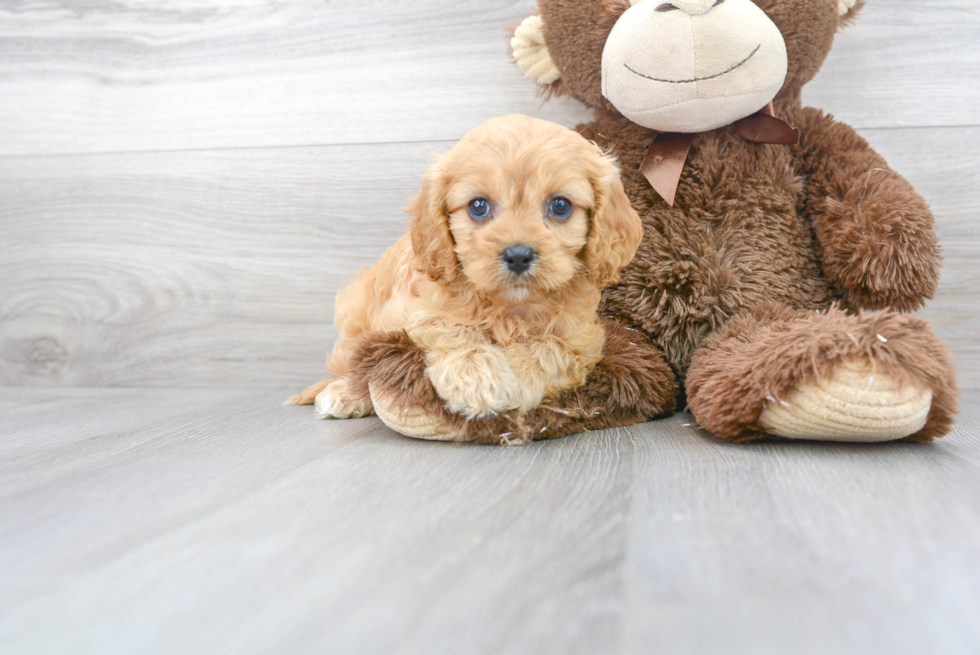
[1,389,978,654]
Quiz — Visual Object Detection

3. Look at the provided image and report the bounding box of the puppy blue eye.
[468,198,492,220]
[549,197,573,220]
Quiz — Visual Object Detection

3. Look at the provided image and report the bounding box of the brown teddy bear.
[349,0,959,444]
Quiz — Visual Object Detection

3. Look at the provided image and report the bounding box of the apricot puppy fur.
[290,115,642,423]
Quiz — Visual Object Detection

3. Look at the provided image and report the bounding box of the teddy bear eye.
[467,198,492,221]
[549,197,574,220]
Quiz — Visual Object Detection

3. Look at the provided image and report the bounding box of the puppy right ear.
[585,160,643,288]
[510,15,562,86]
[409,172,458,283]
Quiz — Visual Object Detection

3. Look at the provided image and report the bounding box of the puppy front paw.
[314,379,373,419]
[426,346,528,420]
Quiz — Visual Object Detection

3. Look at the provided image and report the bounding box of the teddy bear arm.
[794,108,941,312]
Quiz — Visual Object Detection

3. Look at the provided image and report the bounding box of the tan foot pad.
[369,383,459,442]
[758,358,932,442]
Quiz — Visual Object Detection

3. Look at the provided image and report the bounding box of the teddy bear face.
[601,0,789,132]
[527,0,854,122]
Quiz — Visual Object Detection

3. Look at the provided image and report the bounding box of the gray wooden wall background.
[1,0,978,391]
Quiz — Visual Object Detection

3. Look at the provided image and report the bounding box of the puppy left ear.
[409,170,458,283]
[585,160,642,288]
[837,0,864,29]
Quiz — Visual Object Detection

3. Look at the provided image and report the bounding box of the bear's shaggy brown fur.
[525,0,957,441]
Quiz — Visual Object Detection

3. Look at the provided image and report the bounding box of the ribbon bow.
[640,102,800,206]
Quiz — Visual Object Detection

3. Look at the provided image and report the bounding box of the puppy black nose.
[501,245,537,275]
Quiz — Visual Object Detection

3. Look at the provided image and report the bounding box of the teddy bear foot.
[369,382,459,441]
[686,304,958,443]
[757,358,933,442]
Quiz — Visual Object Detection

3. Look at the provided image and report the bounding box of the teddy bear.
[358,0,958,444]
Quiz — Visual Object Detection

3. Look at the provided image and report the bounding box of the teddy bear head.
[512,0,864,133]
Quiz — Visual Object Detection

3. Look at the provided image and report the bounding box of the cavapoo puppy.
[290,114,642,426]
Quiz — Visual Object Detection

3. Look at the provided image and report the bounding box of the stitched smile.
[625,44,761,84]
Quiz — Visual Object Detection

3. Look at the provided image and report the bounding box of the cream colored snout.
[603,0,788,133]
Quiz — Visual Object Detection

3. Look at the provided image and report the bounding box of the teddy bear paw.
[758,358,933,442]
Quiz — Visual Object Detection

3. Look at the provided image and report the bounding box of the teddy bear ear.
[510,15,562,86]
[837,0,865,29]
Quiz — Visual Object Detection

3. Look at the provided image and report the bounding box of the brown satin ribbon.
[641,102,801,206]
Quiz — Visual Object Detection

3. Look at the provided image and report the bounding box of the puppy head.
[409,115,641,298]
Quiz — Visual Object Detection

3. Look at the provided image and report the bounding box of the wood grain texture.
[0,141,433,387]
[0,0,592,156]
[1,388,978,654]
[0,388,635,654]
[2,127,977,389]
[803,0,980,130]
[0,0,977,156]
[623,412,980,654]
